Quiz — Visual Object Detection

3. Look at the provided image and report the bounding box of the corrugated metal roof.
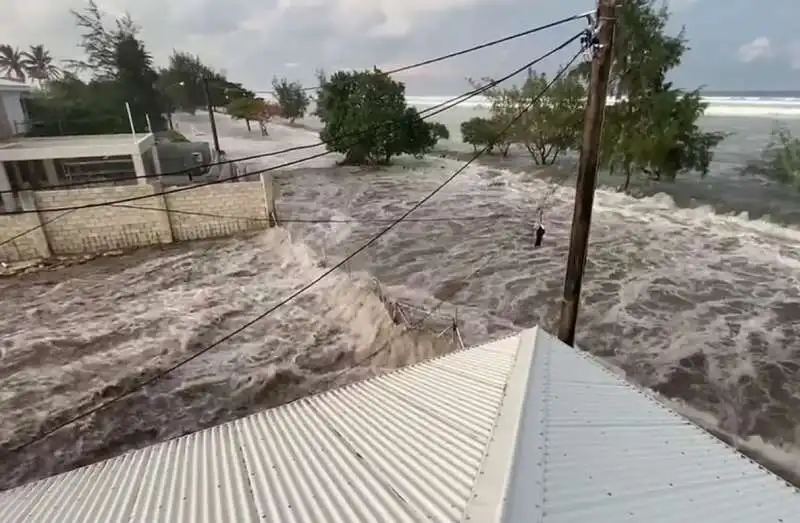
[467,328,800,522]
[1,327,798,522]
[0,334,521,522]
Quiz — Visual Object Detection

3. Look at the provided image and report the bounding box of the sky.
[1,0,799,95]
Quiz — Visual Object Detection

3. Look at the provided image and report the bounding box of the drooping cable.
[5,38,588,454]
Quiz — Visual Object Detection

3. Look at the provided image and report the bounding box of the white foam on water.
[407,94,800,118]
[2,110,800,490]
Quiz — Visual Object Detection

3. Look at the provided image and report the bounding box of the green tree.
[429,122,450,141]
[27,78,129,136]
[600,0,727,191]
[66,0,138,79]
[316,69,445,165]
[474,68,584,164]
[26,1,166,135]
[114,33,165,132]
[515,70,584,164]
[21,45,62,84]
[461,117,501,153]
[755,123,800,191]
[0,45,27,81]
[227,96,264,132]
[158,51,235,114]
[271,77,310,123]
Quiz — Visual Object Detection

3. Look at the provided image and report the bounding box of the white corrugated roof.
[1,327,798,522]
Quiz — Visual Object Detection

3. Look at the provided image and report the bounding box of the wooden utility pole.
[202,77,222,158]
[557,0,617,346]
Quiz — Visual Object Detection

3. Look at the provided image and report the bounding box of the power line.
[254,10,594,93]
[0,66,527,197]
[6,38,587,455]
[0,28,584,262]
[5,33,583,217]
[346,49,589,369]
[0,13,589,197]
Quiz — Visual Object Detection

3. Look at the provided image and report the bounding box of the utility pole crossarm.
[556,0,617,346]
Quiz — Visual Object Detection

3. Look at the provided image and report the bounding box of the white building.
[0,78,166,212]
[0,78,32,138]
[0,134,163,212]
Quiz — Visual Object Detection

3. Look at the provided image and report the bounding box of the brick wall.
[0,176,274,263]
[166,182,267,241]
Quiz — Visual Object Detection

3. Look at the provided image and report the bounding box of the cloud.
[737,37,774,63]
[0,0,795,93]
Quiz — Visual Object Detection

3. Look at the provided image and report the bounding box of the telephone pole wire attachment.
[557,0,617,346]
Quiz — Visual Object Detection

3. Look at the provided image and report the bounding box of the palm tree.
[22,45,61,84]
[0,44,27,81]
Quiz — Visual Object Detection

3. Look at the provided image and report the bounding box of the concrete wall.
[0,175,276,263]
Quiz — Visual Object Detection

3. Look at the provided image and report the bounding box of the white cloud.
[737,37,774,63]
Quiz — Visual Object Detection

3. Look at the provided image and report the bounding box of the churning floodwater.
[2,96,800,490]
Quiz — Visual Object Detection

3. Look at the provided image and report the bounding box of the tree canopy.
[472,68,585,164]
[27,1,166,135]
[271,77,310,123]
[315,69,446,165]
[157,51,248,115]
[0,44,61,83]
[754,123,800,191]
[599,0,727,190]
[469,0,727,190]
[18,0,256,138]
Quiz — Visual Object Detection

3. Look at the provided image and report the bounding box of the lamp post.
[169,79,222,157]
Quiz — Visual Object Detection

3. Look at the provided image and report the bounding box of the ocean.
[1,94,800,490]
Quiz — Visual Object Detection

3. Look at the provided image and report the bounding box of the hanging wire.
[4,36,588,455]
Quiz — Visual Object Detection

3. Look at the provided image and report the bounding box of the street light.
[167,79,222,158]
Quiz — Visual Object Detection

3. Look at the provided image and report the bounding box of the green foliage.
[0,44,60,82]
[271,77,310,123]
[27,79,130,135]
[114,34,165,132]
[758,123,800,190]
[226,97,263,120]
[601,89,727,184]
[516,71,584,164]
[66,0,139,79]
[461,117,504,153]
[157,51,241,115]
[474,68,584,164]
[460,1,727,189]
[25,0,166,136]
[429,122,450,141]
[0,45,27,81]
[316,69,444,165]
[226,97,266,132]
[599,0,726,190]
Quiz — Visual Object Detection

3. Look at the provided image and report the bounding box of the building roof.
[0,327,798,522]
[0,133,154,161]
